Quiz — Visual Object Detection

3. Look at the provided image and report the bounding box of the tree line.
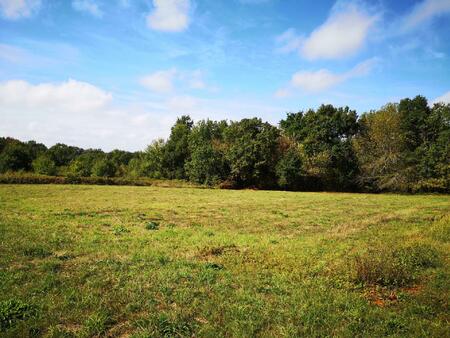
[1,95,448,192]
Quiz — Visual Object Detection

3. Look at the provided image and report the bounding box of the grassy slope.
[0,185,448,337]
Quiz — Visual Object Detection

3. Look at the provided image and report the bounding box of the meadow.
[0,184,449,337]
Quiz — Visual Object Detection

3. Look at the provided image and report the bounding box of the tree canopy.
[0,95,448,193]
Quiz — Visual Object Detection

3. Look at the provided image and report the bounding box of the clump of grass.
[23,246,52,258]
[112,225,130,235]
[205,262,224,270]
[145,221,159,230]
[133,314,195,337]
[0,299,36,331]
[354,243,441,287]
[82,311,113,337]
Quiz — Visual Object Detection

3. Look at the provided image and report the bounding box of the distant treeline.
[1,95,448,192]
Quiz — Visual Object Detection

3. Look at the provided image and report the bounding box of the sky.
[1,0,450,151]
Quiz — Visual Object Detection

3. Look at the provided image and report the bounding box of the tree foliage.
[0,96,448,192]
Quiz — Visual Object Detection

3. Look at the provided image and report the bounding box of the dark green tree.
[162,116,193,179]
[224,118,280,188]
[0,142,33,173]
[185,119,229,185]
[48,143,83,167]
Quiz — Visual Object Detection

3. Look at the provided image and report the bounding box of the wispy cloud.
[276,58,378,96]
[72,0,103,18]
[140,68,178,94]
[140,68,215,94]
[402,0,450,31]
[147,0,191,32]
[0,0,41,19]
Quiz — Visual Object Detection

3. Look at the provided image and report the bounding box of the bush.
[354,243,440,287]
[0,172,196,188]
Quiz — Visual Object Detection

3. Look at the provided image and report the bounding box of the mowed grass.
[0,185,449,337]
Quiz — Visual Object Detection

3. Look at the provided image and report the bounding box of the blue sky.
[1,0,450,150]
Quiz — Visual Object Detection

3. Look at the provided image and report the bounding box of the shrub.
[354,243,440,287]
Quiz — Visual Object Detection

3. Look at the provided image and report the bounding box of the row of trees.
[1,95,448,192]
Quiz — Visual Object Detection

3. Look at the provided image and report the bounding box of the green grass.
[0,184,449,337]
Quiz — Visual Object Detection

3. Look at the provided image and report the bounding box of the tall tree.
[185,119,229,185]
[353,104,406,191]
[162,115,193,179]
[224,118,280,188]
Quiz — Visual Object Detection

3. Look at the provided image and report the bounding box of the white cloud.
[147,0,190,32]
[0,79,287,150]
[433,91,450,104]
[276,58,377,96]
[0,79,112,112]
[140,68,177,93]
[140,68,214,94]
[277,3,377,60]
[72,0,103,18]
[302,4,377,60]
[402,0,450,31]
[0,0,40,19]
[0,79,173,151]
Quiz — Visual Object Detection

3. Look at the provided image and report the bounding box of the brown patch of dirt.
[199,244,239,257]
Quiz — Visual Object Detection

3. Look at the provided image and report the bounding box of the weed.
[82,311,113,337]
[155,313,194,338]
[354,243,441,287]
[145,221,159,230]
[112,224,130,235]
[204,262,224,270]
[23,246,52,258]
[0,299,35,331]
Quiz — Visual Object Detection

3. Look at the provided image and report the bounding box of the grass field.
[0,185,449,337]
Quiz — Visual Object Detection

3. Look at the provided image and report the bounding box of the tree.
[141,139,166,178]
[280,104,359,190]
[68,150,104,177]
[185,120,229,185]
[48,143,83,167]
[398,95,430,152]
[353,104,406,191]
[276,146,304,190]
[224,118,280,188]
[92,158,116,177]
[413,103,450,192]
[32,155,57,175]
[0,142,33,173]
[162,116,193,179]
